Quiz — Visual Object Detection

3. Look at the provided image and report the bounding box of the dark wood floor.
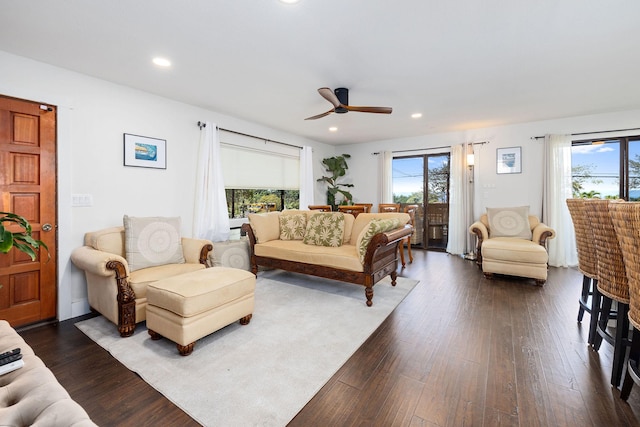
[17,251,640,426]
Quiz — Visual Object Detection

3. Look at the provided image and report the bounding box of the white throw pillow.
[486,206,532,239]
[123,215,185,271]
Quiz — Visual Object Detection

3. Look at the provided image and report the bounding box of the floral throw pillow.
[279,213,307,240]
[303,212,345,247]
[356,218,400,264]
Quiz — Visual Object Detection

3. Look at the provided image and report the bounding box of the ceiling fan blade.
[318,87,341,108]
[344,105,393,114]
[304,108,335,120]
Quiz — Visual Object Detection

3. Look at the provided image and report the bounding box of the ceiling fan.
[304,87,392,120]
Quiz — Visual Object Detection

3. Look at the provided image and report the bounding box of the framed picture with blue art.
[496,146,521,174]
[123,133,167,169]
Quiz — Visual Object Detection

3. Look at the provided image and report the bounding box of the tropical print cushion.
[303,212,345,247]
[356,218,400,263]
[279,213,307,240]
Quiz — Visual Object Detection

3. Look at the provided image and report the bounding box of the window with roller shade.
[220,136,300,218]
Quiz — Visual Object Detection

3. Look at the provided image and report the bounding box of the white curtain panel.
[299,146,314,209]
[542,134,577,267]
[193,121,230,242]
[446,144,468,255]
[378,151,393,204]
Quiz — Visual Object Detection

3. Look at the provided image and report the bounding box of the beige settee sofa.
[469,211,555,285]
[241,211,413,306]
[0,320,96,426]
[71,226,213,337]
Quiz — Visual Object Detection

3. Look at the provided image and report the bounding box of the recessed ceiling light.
[329,127,338,132]
[279,0,300,4]
[411,113,422,119]
[152,57,171,67]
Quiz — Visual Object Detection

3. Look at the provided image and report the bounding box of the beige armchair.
[469,210,555,285]
[71,226,212,337]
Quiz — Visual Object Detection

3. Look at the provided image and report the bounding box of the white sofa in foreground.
[0,320,97,426]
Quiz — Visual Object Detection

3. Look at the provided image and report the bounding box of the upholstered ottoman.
[146,267,255,356]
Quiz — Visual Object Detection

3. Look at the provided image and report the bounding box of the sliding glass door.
[392,153,450,250]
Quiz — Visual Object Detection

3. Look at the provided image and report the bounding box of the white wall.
[343,110,640,220]
[3,48,640,321]
[0,50,334,321]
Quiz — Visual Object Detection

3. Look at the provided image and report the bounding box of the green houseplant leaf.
[0,212,49,261]
[317,154,354,210]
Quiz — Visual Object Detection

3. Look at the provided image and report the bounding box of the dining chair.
[378,203,400,213]
[337,205,367,217]
[399,204,418,267]
[308,205,332,212]
[566,199,599,342]
[610,202,640,399]
[586,199,630,387]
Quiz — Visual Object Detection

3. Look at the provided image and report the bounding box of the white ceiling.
[1,1,640,145]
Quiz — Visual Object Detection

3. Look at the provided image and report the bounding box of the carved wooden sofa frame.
[241,222,412,306]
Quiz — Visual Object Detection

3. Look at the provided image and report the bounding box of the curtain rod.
[197,121,302,149]
[531,127,640,140]
[371,141,489,155]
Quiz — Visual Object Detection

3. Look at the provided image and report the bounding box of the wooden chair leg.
[399,240,406,268]
[407,236,413,264]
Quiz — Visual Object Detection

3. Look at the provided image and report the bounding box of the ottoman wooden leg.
[177,342,195,356]
[239,314,252,325]
[148,329,162,340]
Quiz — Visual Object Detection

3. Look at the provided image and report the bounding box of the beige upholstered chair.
[71,224,212,337]
[469,207,555,285]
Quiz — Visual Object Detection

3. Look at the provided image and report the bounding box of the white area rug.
[76,270,419,426]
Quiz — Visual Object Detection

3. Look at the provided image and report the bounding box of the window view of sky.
[571,142,620,198]
[392,157,423,196]
[392,156,449,197]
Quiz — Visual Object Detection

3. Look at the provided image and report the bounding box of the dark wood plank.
[16,250,640,427]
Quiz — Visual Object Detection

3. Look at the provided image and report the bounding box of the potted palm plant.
[0,212,49,260]
[317,154,354,211]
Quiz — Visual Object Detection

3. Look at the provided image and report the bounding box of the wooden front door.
[0,95,57,327]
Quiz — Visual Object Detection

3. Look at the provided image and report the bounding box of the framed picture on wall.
[123,133,166,169]
[496,146,521,174]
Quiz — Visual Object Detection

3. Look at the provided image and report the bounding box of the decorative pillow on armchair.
[123,215,185,271]
[279,213,307,240]
[303,212,345,247]
[486,206,532,239]
[356,218,400,263]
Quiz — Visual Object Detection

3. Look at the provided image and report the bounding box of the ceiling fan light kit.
[305,87,392,120]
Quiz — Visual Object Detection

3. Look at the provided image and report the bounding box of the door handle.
[42,223,53,232]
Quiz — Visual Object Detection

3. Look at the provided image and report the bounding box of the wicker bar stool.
[610,202,640,400]
[587,199,630,388]
[566,199,599,341]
